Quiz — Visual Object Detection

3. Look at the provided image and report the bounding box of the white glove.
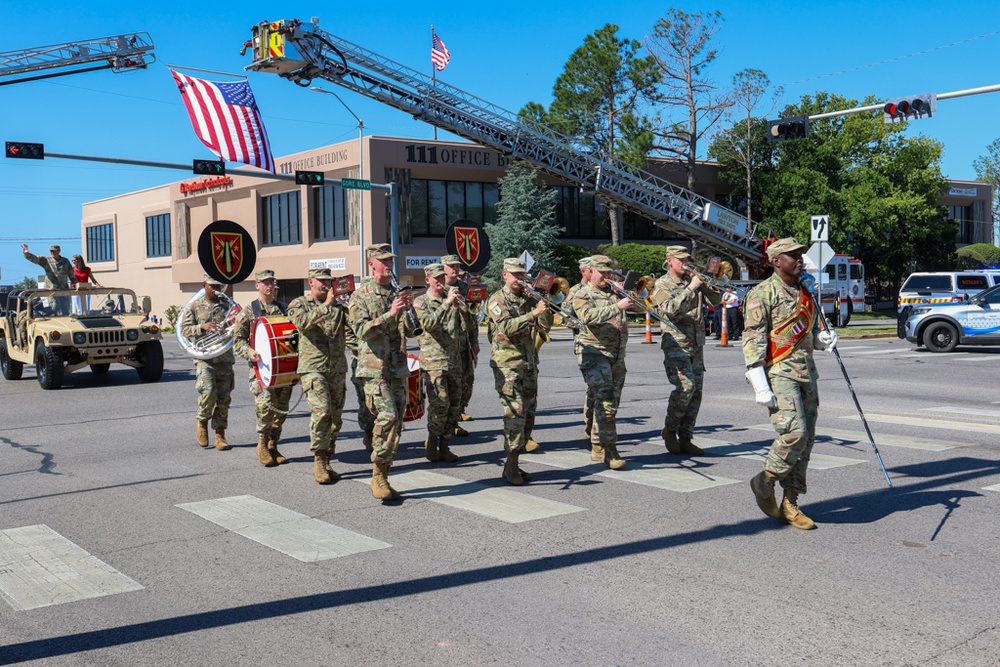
[745,366,777,409]
[814,329,838,352]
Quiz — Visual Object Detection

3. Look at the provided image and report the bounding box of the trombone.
[518,271,582,329]
[685,258,735,290]
[607,271,670,325]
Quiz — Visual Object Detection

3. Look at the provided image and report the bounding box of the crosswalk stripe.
[0,525,143,611]
[848,349,900,356]
[521,449,741,492]
[983,483,1000,493]
[699,434,864,469]
[954,354,1000,361]
[897,352,969,359]
[921,406,1000,418]
[749,424,970,451]
[836,345,874,351]
[380,470,586,523]
[842,413,1000,435]
[176,495,391,562]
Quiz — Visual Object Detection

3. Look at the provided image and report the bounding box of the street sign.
[805,242,835,272]
[520,250,535,273]
[810,215,830,243]
[341,178,371,190]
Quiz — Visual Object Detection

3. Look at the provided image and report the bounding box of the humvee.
[0,287,163,389]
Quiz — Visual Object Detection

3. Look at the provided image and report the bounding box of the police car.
[902,283,1000,352]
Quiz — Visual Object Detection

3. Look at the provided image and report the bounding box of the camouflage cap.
[503,258,527,273]
[440,254,462,266]
[366,243,395,260]
[766,237,807,260]
[50,244,61,252]
[308,267,333,280]
[589,254,618,272]
[202,273,224,287]
[255,269,276,282]
[423,263,446,278]
[664,245,692,260]
[578,256,593,269]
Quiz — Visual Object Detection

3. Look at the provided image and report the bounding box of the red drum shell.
[251,316,299,389]
[403,353,425,423]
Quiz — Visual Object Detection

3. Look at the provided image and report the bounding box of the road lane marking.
[841,413,1000,435]
[521,449,741,492]
[848,349,901,356]
[954,355,1000,362]
[176,495,390,562]
[702,434,864,468]
[897,352,969,359]
[836,345,874,351]
[0,525,143,611]
[380,470,585,523]
[749,425,971,451]
[983,483,1000,493]
[921,406,1000,419]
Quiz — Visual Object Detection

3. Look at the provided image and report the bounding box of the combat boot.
[425,434,441,462]
[590,444,605,462]
[453,425,469,437]
[662,427,682,455]
[503,450,524,486]
[750,471,783,520]
[603,443,626,470]
[459,412,473,422]
[214,428,231,451]
[196,420,209,448]
[313,452,336,485]
[679,435,704,456]
[371,461,400,501]
[438,438,459,463]
[781,489,816,530]
[257,435,278,467]
[268,437,287,464]
[363,431,374,453]
[525,438,541,452]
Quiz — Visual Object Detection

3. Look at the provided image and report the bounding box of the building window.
[949,204,974,245]
[86,223,115,263]
[145,213,171,258]
[410,178,499,236]
[262,191,302,247]
[313,185,348,241]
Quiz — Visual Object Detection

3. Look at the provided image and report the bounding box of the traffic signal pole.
[805,83,1000,121]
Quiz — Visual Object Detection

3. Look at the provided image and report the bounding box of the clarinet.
[389,271,423,336]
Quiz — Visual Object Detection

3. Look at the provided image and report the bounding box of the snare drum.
[403,353,425,422]
[250,316,299,388]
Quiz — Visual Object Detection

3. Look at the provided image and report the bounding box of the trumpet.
[176,287,242,360]
[388,271,424,336]
[685,258,735,290]
[518,271,583,329]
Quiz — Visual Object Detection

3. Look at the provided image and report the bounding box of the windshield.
[69,289,139,316]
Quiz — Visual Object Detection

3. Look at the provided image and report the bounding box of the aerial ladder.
[242,19,762,264]
[0,33,155,86]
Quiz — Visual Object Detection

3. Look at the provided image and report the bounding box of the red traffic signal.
[883,94,936,123]
[5,142,44,159]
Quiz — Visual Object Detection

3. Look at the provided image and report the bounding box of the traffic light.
[295,170,325,186]
[193,159,225,175]
[883,93,936,123]
[5,142,44,159]
[767,116,808,143]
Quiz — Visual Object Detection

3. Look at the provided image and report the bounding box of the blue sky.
[3,0,999,283]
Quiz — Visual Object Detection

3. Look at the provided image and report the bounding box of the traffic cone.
[642,309,655,344]
[719,308,730,347]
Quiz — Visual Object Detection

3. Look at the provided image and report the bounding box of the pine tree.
[484,163,563,292]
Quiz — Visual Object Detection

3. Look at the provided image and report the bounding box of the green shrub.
[596,243,671,277]
[550,243,591,279]
[956,243,1000,269]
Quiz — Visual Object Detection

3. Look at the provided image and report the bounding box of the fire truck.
[804,245,866,326]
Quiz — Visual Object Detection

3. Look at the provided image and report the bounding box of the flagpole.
[431,25,438,140]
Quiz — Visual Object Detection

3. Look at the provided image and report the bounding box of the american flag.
[171,70,275,172]
[431,30,450,72]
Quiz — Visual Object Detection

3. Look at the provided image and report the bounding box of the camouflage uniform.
[348,274,416,465]
[345,324,375,440]
[564,273,595,438]
[649,272,721,442]
[180,291,235,431]
[414,277,463,447]
[442,255,480,423]
[572,277,629,466]
[287,292,348,455]
[232,299,293,446]
[24,246,73,314]
[486,282,553,454]
[743,271,820,494]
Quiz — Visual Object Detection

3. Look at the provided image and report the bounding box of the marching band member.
[571,255,635,469]
[649,246,721,457]
[180,274,236,451]
[232,269,293,468]
[564,256,597,456]
[348,244,418,502]
[441,254,479,434]
[346,324,376,453]
[743,238,835,530]
[486,258,553,485]
[287,267,349,485]
[413,263,463,463]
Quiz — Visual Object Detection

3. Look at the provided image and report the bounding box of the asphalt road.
[1,329,998,666]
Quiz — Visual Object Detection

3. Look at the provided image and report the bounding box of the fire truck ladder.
[244,19,760,262]
[0,33,155,86]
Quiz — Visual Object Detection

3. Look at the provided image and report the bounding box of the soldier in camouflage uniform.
[288,267,350,485]
[180,275,236,451]
[414,263,463,463]
[571,255,637,469]
[743,238,838,530]
[441,255,478,435]
[648,245,721,457]
[232,269,294,468]
[348,244,418,501]
[22,244,73,314]
[487,258,553,485]
[564,256,597,456]
[345,323,376,452]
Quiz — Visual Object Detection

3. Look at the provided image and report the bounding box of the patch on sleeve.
[747,299,761,310]
[490,302,503,317]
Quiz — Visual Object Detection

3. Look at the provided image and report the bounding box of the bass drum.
[403,353,425,422]
[251,316,299,388]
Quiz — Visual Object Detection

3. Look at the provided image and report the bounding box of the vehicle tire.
[135,340,164,383]
[842,300,853,327]
[90,363,111,374]
[1,339,23,380]
[923,321,959,353]
[35,341,64,389]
